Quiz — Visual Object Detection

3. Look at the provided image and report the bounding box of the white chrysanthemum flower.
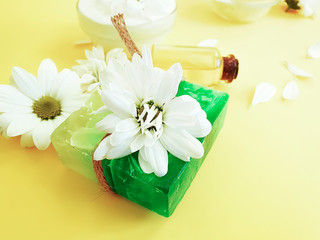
[0,59,87,150]
[93,46,212,177]
[72,46,128,93]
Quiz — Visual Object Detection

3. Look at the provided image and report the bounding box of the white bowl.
[76,1,177,50]
[211,0,280,23]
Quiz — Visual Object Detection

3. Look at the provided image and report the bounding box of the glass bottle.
[151,44,239,86]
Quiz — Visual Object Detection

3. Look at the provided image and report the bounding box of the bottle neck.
[221,55,239,83]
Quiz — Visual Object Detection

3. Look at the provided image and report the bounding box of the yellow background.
[1,0,320,239]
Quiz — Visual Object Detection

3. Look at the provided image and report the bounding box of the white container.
[76,0,177,50]
[211,0,280,23]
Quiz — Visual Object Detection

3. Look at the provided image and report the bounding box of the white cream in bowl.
[77,0,177,49]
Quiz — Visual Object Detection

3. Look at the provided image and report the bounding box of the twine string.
[92,134,112,192]
[92,14,141,192]
[110,13,142,57]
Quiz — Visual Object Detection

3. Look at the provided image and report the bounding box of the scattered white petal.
[283,61,312,78]
[298,0,320,18]
[198,39,218,47]
[74,39,92,46]
[282,80,300,100]
[308,40,320,58]
[251,82,276,107]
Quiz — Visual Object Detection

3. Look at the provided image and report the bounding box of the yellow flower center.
[32,96,62,120]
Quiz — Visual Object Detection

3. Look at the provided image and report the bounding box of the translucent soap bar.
[51,81,229,217]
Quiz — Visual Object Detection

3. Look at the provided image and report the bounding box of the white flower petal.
[298,0,320,18]
[38,59,58,95]
[7,114,40,137]
[105,135,135,159]
[106,48,128,64]
[110,129,139,147]
[61,95,86,114]
[74,39,92,46]
[11,67,42,100]
[301,4,314,17]
[0,85,33,113]
[125,60,145,98]
[131,52,144,66]
[284,61,312,78]
[0,113,16,136]
[100,89,136,119]
[99,67,128,92]
[138,151,154,174]
[282,80,300,100]
[95,105,110,114]
[168,63,183,87]
[308,40,320,58]
[164,95,212,138]
[96,114,120,133]
[160,126,204,161]
[142,45,153,67]
[188,110,212,138]
[54,69,82,100]
[52,115,68,129]
[108,58,126,76]
[155,64,182,105]
[86,45,105,61]
[87,82,100,92]
[148,67,165,98]
[198,39,219,47]
[32,120,55,150]
[20,131,35,148]
[80,74,96,84]
[0,102,31,114]
[115,118,139,132]
[93,136,111,160]
[130,134,153,152]
[110,121,140,146]
[251,82,276,107]
[138,141,168,177]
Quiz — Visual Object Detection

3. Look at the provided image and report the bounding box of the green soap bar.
[51,81,228,217]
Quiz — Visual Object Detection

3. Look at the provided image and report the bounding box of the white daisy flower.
[93,46,212,177]
[0,59,87,150]
[72,46,128,93]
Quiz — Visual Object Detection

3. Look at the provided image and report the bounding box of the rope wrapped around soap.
[92,13,141,192]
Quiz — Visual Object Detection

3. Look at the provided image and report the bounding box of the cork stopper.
[221,55,239,83]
